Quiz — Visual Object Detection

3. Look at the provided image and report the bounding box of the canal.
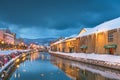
[8,52,120,80]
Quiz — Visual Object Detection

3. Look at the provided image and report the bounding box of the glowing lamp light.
[22,57,26,61]
[16,59,20,63]
[1,41,4,44]
[16,65,20,68]
[10,41,14,45]
[22,53,26,57]
[21,42,24,45]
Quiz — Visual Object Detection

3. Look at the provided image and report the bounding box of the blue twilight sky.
[0,0,120,39]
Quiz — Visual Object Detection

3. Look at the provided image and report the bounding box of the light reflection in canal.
[8,52,72,80]
[8,52,120,80]
[51,56,120,80]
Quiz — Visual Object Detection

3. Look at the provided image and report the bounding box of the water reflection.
[8,52,120,80]
[51,56,120,80]
[30,52,39,61]
[9,52,72,80]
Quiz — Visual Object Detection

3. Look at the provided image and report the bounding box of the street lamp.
[1,41,4,44]
[1,41,5,50]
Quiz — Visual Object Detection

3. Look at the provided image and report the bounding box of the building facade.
[15,38,24,45]
[0,30,5,41]
[64,38,77,53]
[0,28,16,44]
[50,17,120,55]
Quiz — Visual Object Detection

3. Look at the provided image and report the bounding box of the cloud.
[18,27,81,39]
[0,0,120,38]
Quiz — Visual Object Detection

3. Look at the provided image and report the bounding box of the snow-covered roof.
[80,17,120,37]
[77,28,92,37]
[51,39,65,46]
[51,34,77,45]
[65,34,77,39]
[65,37,76,42]
[84,28,92,31]
[4,32,15,37]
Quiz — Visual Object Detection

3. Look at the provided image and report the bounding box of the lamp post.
[1,41,5,50]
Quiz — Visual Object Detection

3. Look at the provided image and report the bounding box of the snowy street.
[0,50,30,55]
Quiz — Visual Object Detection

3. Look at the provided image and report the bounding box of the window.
[81,37,87,44]
[108,32,113,42]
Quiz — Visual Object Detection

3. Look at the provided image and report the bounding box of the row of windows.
[80,29,117,43]
[80,32,114,42]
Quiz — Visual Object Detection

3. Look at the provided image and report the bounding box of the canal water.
[8,52,120,80]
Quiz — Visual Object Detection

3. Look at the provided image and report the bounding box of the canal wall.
[0,50,32,79]
[49,51,120,70]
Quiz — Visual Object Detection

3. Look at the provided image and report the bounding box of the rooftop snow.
[51,34,77,45]
[80,17,120,37]
[77,27,92,37]
[84,28,92,31]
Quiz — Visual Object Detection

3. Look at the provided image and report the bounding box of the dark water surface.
[8,52,120,80]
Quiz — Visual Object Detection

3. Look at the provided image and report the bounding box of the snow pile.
[0,56,19,73]
[0,50,30,55]
[50,51,120,64]
[17,50,30,53]
[0,50,30,72]
[0,50,18,55]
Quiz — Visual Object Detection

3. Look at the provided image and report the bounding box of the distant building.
[15,38,24,45]
[0,30,5,41]
[0,28,16,44]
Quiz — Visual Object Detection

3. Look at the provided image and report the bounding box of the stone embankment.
[49,51,120,70]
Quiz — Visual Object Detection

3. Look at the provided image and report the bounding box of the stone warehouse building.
[50,17,120,55]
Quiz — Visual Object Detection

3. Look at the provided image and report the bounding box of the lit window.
[108,32,113,42]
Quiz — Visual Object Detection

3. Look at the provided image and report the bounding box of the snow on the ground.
[0,50,30,72]
[50,51,120,64]
[0,50,17,55]
[0,56,19,73]
[0,50,30,55]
